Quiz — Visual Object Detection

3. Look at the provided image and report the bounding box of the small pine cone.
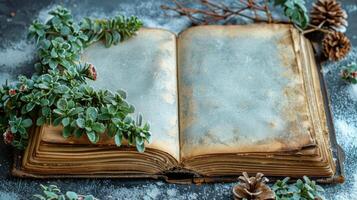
[310,0,348,33]
[322,31,351,61]
[233,172,275,200]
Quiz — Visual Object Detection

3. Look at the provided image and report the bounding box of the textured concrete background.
[0,0,356,199]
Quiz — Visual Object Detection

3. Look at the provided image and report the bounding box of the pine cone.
[232,172,275,200]
[310,0,348,33]
[322,31,351,61]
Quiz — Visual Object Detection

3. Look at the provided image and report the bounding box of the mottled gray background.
[0,0,356,199]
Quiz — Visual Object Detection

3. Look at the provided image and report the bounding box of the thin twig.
[302,20,332,35]
[161,0,283,25]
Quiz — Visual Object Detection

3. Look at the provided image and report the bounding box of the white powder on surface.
[348,84,357,102]
[335,119,357,149]
[322,47,357,200]
[0,192,19,200]
[0,40,35,68]
[346,4,357,13]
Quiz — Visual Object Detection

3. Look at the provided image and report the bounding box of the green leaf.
[41,39,51,49]
[76,118,85,128]
[65,191,78,200]
[128,104,135,113]
[137,114,142,126]
[21,105,28,114]
[104,31,113,47]
[107,123,117,137]
[42,107,51,116]
[87,131,98,143]
[136,142,145,153]
[60,59,71,69]
[48,59,58,69]
[40,99,50,106]
[55,85,70,94]
[36,116,46,126]
[44,191,58,199]
[124,116,133,124]
[57,98,68,110]
[117,89,127,99]
[307,191,314,199]
[98,113,111,120]
[112,31,121,45]
[21,118,33,128]
[18,126,27,135]
[33,194,46,200]
[60,26,71,36]
[143,123,150,131]
[62,117,70,127]
[84,195,95,200]
[73,128,83,138]
[53,108,64,116]
[86,107,98,120]
[68,107,84,116]
[62,126,72,138]
[146,132,152,143]
[92,122,105,133]
[114,132,122,147]
[67,100,75,109]
[111,118,121,124]
[26,102,36,112]
[136,136,144,145]
[10,125,17,133]
[53,117,63,126]
[37,83,49,89]
[58,195,66,200]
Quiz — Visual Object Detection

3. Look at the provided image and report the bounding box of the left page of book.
[81,28,180,161]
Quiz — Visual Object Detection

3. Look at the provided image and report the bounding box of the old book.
[12,24,344,184]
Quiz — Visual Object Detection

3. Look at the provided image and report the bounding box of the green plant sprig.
[272,176,325,200]
[341,62,357,84]
[0,6,151,152]
[34,184,98,200]
[80,15,143,47]
[274,0,309,29]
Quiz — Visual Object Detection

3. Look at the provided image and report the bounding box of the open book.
[13,24,344,183]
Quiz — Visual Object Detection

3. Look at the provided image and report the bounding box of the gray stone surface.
[0,0,356,199]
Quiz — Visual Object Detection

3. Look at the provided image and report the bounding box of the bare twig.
[161,0,284,25]
[302,20,332,35]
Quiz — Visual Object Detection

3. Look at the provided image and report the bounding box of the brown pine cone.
[322,31,351,61]
[232,172,275,200]
[310,0,348,33]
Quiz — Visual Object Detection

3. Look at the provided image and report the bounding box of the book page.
[178,24,315,160]
[81,28,180,161]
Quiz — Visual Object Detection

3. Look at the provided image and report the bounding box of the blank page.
[178,24,315,160]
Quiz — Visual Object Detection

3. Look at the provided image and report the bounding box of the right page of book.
[177,24,315,160]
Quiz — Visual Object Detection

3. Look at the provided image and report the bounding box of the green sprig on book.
[0,6,151,152]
